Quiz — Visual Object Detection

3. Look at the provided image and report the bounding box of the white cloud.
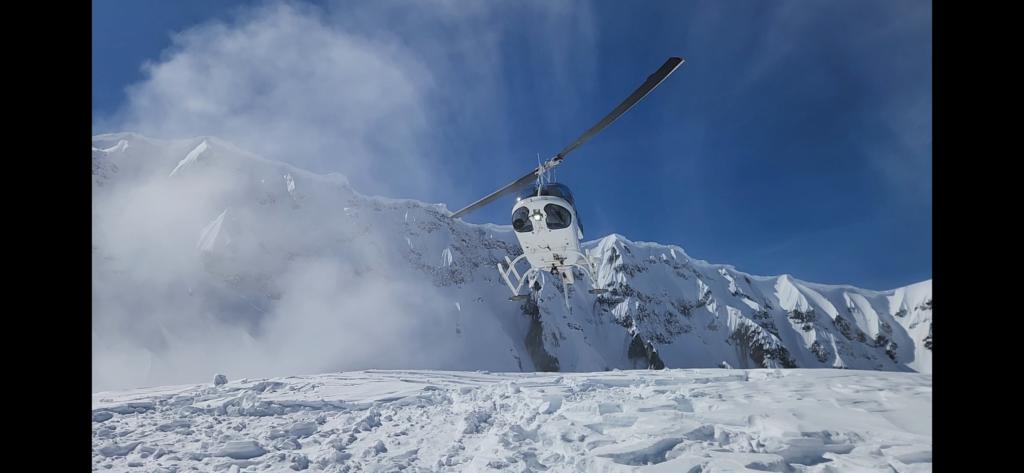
[110,1,435,198]
[91,1,603,390]
[90,135,521,390]
[102,0,599,203]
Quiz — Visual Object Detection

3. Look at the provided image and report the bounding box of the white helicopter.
[451,56,684,302]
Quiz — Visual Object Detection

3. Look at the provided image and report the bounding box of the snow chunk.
[287,421,318,438]
[284,172,296,196]
[290,454,310,470]
[92,411,114,422]
[367,440,387,456]
[462,410,492,434]
[156,420,190,432]
[98,441,141,457]
[216,440,266,460]
[540,395,563,414]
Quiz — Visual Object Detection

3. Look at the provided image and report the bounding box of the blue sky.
[93,0,931,290]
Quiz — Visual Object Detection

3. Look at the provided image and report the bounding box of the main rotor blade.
[553,56,684,163]
[450,168,539,218]
[450,56,684,219]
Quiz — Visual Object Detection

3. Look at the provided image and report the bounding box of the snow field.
[93,368,930,472]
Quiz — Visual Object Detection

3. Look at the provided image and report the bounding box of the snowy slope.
[92,368,932,472]
[91,133,933,392]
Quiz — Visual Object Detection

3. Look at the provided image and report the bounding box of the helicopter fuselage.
[511,195,584,272]
[493,183,604,299]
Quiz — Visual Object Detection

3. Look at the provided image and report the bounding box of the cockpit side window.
[512,206,533,233]
[544,204,572,230]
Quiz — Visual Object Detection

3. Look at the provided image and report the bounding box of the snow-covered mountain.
[91,133,932,391]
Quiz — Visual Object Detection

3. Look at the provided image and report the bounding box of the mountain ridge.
[91,133,932,391]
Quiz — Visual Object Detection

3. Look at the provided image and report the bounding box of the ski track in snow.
[92,369,931,472]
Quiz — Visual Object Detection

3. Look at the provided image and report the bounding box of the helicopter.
[451,56,684,303]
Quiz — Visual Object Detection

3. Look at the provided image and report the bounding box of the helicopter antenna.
[536,152,544,196]
[450,56,684,218]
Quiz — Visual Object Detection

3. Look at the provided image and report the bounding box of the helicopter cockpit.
[512,183,583,234]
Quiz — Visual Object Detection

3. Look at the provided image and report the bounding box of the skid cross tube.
[497,250,605,299]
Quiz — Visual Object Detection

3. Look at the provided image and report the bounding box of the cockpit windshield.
[517,183,576,207]
[515,183,583,234]
[512,206,533,233]
[544,203,572,230]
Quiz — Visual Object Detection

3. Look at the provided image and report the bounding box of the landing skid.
[497,251,605,302]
